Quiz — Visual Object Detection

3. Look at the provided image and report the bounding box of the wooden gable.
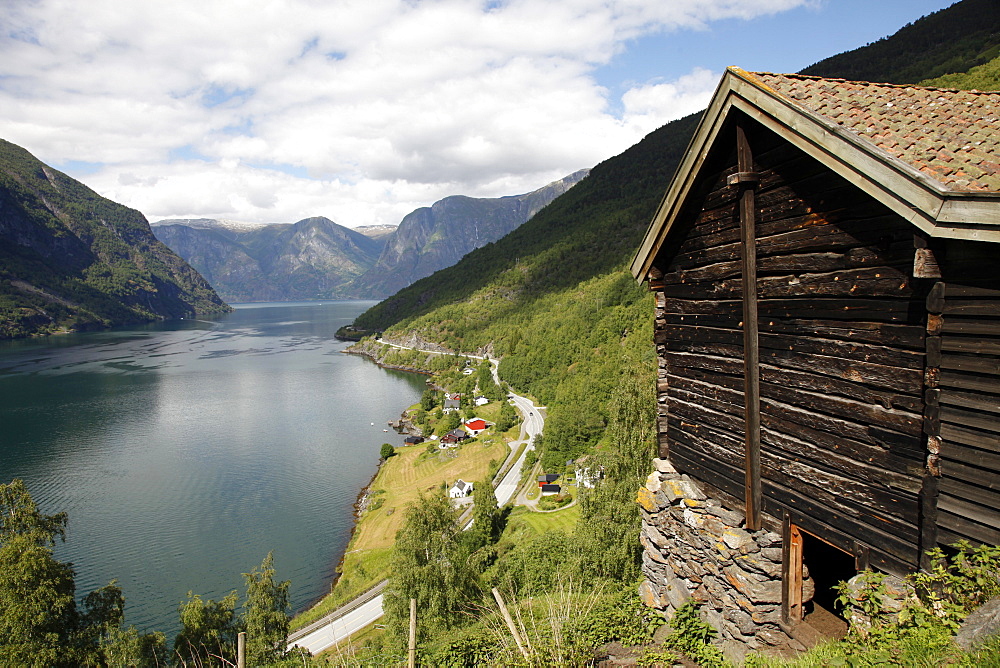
[633,69,1000,578]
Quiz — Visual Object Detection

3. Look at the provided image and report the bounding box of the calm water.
[0,301,425,635]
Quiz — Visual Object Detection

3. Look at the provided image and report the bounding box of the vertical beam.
[408,598,417,668]
[736,119,762,531]
[781,514,804,626]
[237,631,246,668]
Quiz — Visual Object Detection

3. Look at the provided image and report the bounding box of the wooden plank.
[941,337,1000,356]
[939,476,1000,511]
[669,412,922,529]
[943,283,1000,299]
[941,422,998,450]
[762,446,921,526]
[940,319,1000,337]
[765,494,916,578]
[760,346,924,395]
[782,516,804,625]
[938,456,1000,489]
[937,524,1000,549]
[938,386,1000,414]
[758,297,916,323]
[762,402,924,461]
[760,331,925,370]
[762,478,920,568]
[940,353,1000,376]
[938,494,1000,531]
[940,369,1000,395]
[938,509,1000,547]
[761,380,923,436]
[940,406,1000,438]
[919,475,939,571]
[759,319,925,350]
[940,440,1000,469]
[926,281,945,314]
[672,360,922,413]
[942,300,1000,317]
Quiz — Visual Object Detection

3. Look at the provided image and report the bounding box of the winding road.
[287,345,543,656]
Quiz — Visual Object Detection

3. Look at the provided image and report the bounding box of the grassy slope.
[292,403,509,630]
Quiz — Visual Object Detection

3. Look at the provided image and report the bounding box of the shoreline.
[294,352,428,624]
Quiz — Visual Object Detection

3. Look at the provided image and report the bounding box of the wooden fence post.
[237,631,246,668]
[492,587,530,661]
[408,598,417,668]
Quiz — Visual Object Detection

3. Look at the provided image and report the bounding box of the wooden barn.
[632,68,1000,637]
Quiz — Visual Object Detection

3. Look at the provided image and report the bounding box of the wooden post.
[735,119,762,531]
[781,514,803,626]
[237,631,246,668]
[408,598,417,668]
[492,587,530,661]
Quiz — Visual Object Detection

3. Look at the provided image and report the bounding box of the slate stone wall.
[637,458,813,654]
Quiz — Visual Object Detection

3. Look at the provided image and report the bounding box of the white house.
[449,479,474,499]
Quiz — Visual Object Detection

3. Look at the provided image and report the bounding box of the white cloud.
[621,67,721,135]
[0,0,811,226]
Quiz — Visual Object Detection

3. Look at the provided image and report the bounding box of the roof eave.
[631,68,1000,283]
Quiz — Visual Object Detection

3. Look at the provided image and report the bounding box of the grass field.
[291,404,510,630]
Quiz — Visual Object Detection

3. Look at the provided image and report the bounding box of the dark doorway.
[801,531,854,639]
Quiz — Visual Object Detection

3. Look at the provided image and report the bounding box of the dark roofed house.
[404,435,423,445]
[537,474,560,486]
[540,484,561,495]
[632,68,1000,652]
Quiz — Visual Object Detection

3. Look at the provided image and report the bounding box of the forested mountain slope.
[349,0,996,469]
[0,140,230,338]
[801,0,1000,84]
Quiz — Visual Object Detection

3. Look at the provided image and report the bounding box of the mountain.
[153,170,587,302]
[353,225,398,242]
[345,0,996,467]
[152,217,382,303]
[345,169,589,298]
[0,139,230,339]
[801,0,1000,84]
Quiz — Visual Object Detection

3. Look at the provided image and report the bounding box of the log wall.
[930,244,1000,548]
[651,121,928,576]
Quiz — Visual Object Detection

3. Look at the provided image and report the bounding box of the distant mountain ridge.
[152,217,382,303]
[0,139,230,338]
[153,169,588,301]
[346,169,589,298]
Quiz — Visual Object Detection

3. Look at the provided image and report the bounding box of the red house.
[465,419,488,435]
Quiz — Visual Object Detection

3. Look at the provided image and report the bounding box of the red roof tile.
[745,71,1000,193]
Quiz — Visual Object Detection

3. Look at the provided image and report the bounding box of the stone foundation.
[637,458,813,654]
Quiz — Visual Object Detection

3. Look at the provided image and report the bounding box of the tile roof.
[744,70,1000,193]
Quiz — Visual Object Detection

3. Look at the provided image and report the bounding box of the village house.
[449,479,473,499]
[464,418,490,436]
[540,483,561,496]
[632,68,1000,653]
[443,393,461,412]
[439,429,469,447]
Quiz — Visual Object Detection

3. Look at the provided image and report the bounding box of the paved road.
[290,345,545,655]
[288,594,384,656]
[495,392,544,506]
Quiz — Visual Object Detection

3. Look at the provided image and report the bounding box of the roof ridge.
[741,68,1000,96]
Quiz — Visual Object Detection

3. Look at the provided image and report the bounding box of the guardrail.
[286,579,388,645]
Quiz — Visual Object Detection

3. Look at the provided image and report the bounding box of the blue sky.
[0,0,957,228]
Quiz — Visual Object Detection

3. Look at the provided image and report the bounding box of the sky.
[0,0,958,229]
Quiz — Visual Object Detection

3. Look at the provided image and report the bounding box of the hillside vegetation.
[337,0,1000,661]
[801,0,1000,84]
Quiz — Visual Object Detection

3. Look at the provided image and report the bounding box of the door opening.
[800,530,853,639]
